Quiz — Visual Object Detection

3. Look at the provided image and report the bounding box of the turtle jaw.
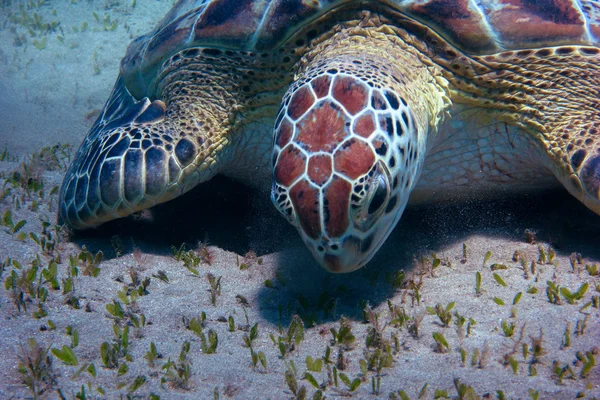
[271,157,414,273]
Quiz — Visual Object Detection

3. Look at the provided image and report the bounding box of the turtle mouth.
[303,234,377,273]
[320,253,368,273]
[321,253,364,273]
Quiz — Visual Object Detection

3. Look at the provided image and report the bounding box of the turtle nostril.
[330,244,339,251]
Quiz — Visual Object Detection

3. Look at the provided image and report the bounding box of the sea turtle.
[59,0,600,273]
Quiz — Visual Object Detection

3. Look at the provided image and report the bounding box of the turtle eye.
[352,161,391,231]
[368,174,388,214]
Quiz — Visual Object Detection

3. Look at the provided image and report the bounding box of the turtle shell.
[121,0,600,98]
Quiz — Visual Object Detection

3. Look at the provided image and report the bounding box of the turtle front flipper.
[59,77,219,229]
[457,47,600,217]
[271,32,451,273]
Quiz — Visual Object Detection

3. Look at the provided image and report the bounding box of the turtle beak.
[304,235,376,273]
[320,252,365,273]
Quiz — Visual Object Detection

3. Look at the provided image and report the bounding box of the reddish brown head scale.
[307,154,333,186]
[323,176,352,237]
[295,102,349,153]
[274,145,305,187]
[332,76,370,115]
[289,179,321,239]
[353,111,376,138]
[334,138,376,180]
[275,119,294,148]
[288,86,316,120]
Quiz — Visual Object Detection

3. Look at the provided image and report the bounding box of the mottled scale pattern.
[59,80,186,228]
[120,0,600,97]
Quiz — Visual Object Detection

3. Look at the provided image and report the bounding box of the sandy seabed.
[0,1,599,399]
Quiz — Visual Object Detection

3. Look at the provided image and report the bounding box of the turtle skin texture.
[59,0,600,272]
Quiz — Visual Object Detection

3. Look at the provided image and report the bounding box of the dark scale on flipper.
[74,175,89,210]
[81,141,103,174]
[103,130,120,148]
[168,157,181,185]
[142,139,153,150]
[66,204,79,228]
[389,156,396,168]
[175,138,196,167]
[124,150,144,203]
[182,48,200,58]
[532,48,551,57]
[571,149,587,169]
[86,167,101,213]
[134,100,166,124]
[107,136,131,158]
[556,47,575,55]
[63,177,76,208]
[581,47,600,55]
[202,48,222,57]
[582,155,600,198]
[145,147,167,197]
[99,159,121,207]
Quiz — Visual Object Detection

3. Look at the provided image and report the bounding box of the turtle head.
[271,71,428,273]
